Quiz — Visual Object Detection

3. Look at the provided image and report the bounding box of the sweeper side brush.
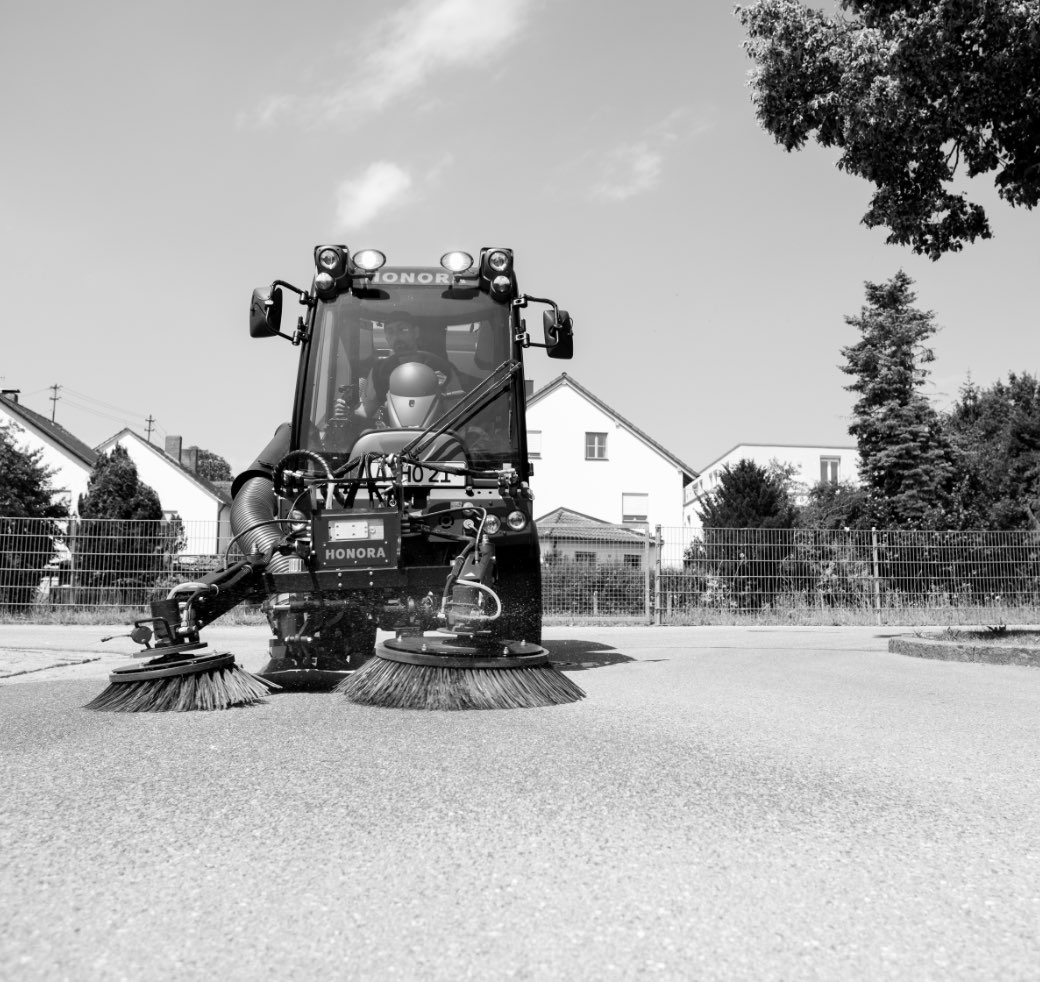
[85,648,276,713]
[336,637,584,711]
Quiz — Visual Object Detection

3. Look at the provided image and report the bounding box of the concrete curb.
[889,635,1040,667]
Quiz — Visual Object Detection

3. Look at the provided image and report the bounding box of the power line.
[61,386,154,421]
[59,397,144,428]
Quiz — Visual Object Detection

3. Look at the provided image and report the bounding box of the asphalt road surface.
[2,625,1038,981]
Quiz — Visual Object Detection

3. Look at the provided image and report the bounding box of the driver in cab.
[354,316,464,419]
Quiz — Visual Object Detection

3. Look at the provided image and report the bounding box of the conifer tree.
[74,445,176,603]
[841,271,955,528]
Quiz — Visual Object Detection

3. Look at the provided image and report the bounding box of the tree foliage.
[73,445,181,604]
[796,480,873,530]
[841,270,955,528]
[691,460,798,609]
[736,0,1040,258]
[78,445,163,520]
[695,458,798,529]
[193,447,232,483]
[0,423,68,520]
[943,372,1040,529]
[0,423,68,608]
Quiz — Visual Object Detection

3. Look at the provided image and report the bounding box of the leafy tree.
[796,480,873,530]
[736,0,1040,258]
[73,445,181,605]
[0,423,68,608]
[193,447,232,483]
[691,459,798,609]
[696,459,798,530]
[0,423,68,520]
[943,372,1040,529]
[841,271,955,528]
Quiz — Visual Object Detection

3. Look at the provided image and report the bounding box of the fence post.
[871,526,882,626]
[644,525,652,624]
[654,524,663,626]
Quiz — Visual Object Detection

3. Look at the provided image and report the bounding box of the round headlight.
[506,510,527,531]
[353,249,386,272]
[315,271,335,292]
[491,274,511,293]
[288,509,309,533]
[483,514,501,535]
[317,247,342,271]
[487,250,510,273]
[440,251,474,273]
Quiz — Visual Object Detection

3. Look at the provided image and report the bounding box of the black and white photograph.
[2,1,1039,978]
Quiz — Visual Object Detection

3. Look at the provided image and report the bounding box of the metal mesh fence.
[0,517,236,611]
[2,516,1039,625]
[656,526,1040,625]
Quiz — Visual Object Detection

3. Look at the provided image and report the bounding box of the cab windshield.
[300,284,517,468]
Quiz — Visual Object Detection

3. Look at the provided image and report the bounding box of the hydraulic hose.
[230,475,301,575]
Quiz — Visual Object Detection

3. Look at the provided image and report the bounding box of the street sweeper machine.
[88,246,585,712]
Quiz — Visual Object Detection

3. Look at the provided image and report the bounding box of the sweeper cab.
[92,247,584,710]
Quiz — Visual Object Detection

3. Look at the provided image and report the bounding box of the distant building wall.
[526,385,687,528]
[683,444,861,532]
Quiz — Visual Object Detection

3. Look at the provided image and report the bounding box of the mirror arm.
[512,294,560,348]
[271,280,315,307]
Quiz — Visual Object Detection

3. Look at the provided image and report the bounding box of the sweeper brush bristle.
[85,658,274,713]
[336,649,585,711]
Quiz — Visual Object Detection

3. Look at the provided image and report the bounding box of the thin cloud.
[592,143,665,202]
[589,110,711,203]
[336,162,413,231]
[243,0,531,128]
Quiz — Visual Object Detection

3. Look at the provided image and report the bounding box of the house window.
[585,432,607,460]
[623,554,641,568]
[527,430,542,458]
[574,551,596,565]
[622,492,648,524]
[820,456,840,484]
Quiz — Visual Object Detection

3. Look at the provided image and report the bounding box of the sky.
[2,0,1038,479]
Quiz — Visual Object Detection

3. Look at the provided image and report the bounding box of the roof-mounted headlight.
[440,251,474,273]
[352,249,386,272]
[315,246,347,275]
[486,249,511,274]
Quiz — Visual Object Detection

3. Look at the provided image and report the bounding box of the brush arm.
[150,557,270,645]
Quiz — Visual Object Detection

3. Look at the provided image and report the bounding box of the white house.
[525,374,697,530]
[536,506,659,568]
[683,443,861,531]
[93,430,232,555]
[0,389,97,511]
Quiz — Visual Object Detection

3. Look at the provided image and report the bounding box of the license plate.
[401,461,466,486]
[360,459,466,486]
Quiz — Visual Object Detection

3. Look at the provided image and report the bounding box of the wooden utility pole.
[49,383,61,422]
[145,415,155,443]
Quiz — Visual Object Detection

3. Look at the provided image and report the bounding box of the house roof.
[528,374,698,481]
[697,442,858,475]
[536,506,651,544]
[0,394,98,468]
[95,428,232,504]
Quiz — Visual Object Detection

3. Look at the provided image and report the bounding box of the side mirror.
[543,309,574,360]
[249,285,283,338]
